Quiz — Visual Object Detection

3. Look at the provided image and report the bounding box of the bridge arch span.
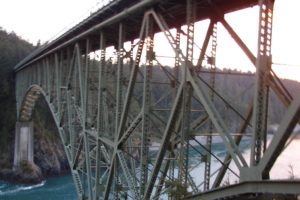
[15,83,85,198]
[13,0,300,199]
[18,84,45,122]
[13,84,64,174]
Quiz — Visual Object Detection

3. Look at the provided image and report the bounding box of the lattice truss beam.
[15,0,300,199]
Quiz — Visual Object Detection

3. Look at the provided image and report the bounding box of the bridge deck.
[15,0,257,71]
[14,0,300,199]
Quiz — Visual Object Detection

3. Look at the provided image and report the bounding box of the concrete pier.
[13,122,34,168]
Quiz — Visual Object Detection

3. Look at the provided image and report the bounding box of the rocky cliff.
[0,134,69,184]
[0,98,70,184]
[34,130,69,177]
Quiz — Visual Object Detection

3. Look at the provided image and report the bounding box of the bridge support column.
[13,121,34,168]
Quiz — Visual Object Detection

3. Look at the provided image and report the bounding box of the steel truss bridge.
[14,0,300,199]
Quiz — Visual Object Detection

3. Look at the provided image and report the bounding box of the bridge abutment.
[13,121,34,169]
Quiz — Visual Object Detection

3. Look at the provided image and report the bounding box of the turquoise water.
[0,174,77,200]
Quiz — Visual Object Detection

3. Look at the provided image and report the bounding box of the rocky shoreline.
[0,161,43,184]
[0,128,69,184]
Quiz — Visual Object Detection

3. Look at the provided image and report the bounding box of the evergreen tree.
[0,28,34,165]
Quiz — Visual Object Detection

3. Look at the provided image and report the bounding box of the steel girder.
[15,0,300,199]
[186,180,300,200]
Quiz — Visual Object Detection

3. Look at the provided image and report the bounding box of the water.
[0,175,77,200]
[0,137,299,199]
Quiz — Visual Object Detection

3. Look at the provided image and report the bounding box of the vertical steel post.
[95,32,106,200]
[251,0,274,168]
[178,0,194,188]
[115,23,124,137]
[114,23,124,199]
[50,56,55,103]
[140,15,153,195]
[84,39,90,126]
[169,27,181,186]
[41,60,46,90]
[83,39,93,200]
[37,62,41,85]
[174,28,180,84]
[55,53,61,120]
[204,22,217,191]
[46,58,50,101]
[66,90,75,160]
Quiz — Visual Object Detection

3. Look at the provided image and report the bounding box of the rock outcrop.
[34,136,69,176]
[0,116,69,184]
[0,161,43,184]
[0,134,69,184]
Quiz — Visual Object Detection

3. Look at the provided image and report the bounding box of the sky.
[0,0,300,81]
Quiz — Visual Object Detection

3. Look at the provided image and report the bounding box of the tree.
[0,28,35,166]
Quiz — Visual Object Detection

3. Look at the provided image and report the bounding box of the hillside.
[0,28,68,183]
[141,66,300,131]
[0,28,34,167]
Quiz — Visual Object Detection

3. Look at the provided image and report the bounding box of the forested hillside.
[141,66,300,131]
[0,29,69,183]
[0,28,34,167]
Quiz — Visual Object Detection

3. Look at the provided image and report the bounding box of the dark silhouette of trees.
[0,28,34,163]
